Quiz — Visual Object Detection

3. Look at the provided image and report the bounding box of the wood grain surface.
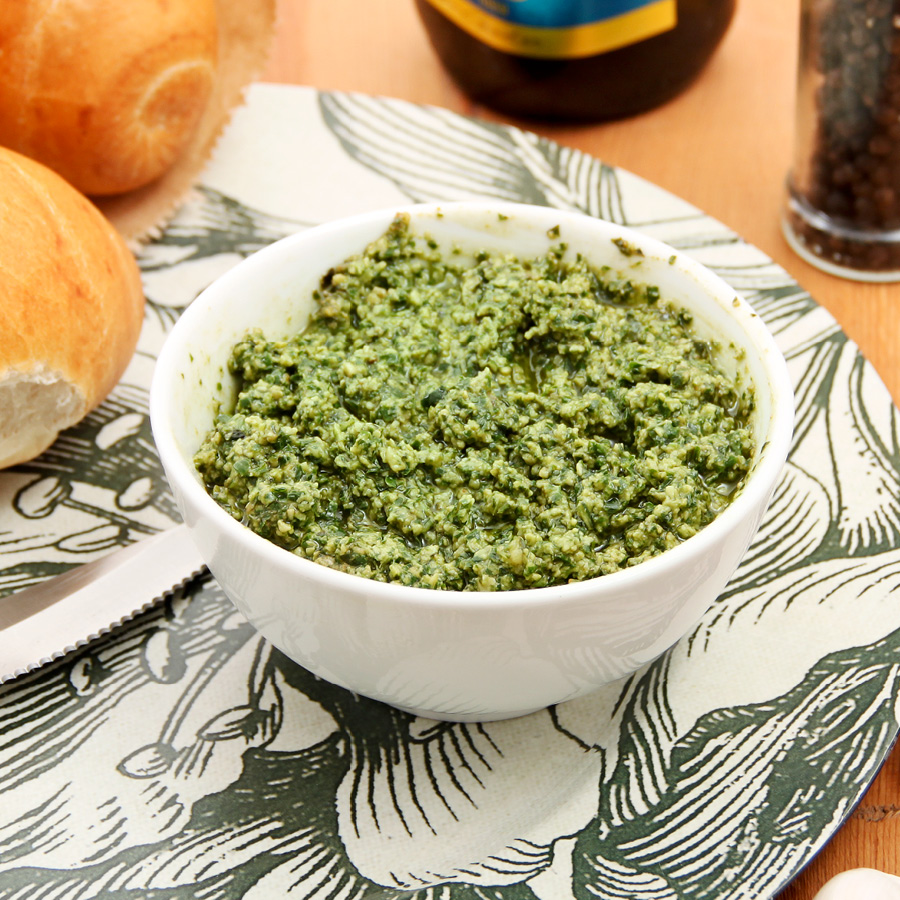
[260,2,900,897]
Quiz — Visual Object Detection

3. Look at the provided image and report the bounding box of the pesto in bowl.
[193,215,754,592]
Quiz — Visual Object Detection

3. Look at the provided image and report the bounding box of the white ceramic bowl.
[150,201,794,722]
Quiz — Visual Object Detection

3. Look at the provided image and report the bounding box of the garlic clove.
[813,868,900,900]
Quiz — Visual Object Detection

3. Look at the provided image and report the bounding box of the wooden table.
[261,2,900,897]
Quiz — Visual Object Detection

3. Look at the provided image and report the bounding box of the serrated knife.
[0,524,208,682]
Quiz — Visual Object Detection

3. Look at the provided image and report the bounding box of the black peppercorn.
[784,0,900,278]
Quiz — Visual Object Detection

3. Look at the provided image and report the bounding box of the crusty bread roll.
[0,148,145,469]
[0,0,218,197]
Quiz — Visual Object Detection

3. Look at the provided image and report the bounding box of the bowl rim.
[150,200,795,612]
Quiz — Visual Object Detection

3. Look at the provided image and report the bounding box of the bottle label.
[422,0,677,59]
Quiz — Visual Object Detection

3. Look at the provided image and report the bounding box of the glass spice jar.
[783,0,900,280]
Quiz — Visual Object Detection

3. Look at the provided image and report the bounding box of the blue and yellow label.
[423,0,677,59]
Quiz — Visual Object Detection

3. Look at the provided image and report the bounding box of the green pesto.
[194,215,755,591]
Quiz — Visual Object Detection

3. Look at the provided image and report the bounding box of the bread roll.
[0,0,218,196]
[0,148,145,468]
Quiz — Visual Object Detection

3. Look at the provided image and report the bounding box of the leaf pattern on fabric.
[576,631,900,900]
[0,85,899,900]
[335,704,606,889]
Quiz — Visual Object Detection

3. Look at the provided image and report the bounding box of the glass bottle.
[783,0,900,280]
[415,0,736,122]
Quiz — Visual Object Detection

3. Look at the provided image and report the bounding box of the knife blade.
[0,523,209,683]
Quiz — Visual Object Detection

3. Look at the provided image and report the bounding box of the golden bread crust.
[0,148,145,465]
[0,0,218,196]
